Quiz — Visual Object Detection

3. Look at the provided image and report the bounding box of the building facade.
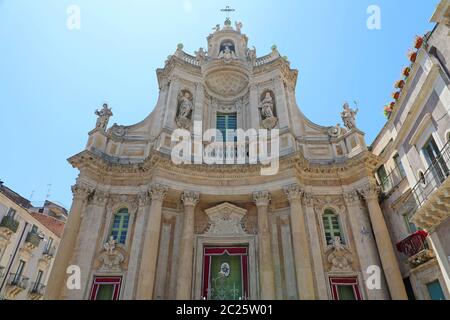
[45,18,413,301]
[0,183,64,300]
[371,0,450,300]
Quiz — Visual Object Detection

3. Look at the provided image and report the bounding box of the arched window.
[322,209,345,245]
[110,208,129,245]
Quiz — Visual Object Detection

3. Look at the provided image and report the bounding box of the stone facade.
[371,0,450,300]
[46,19,409,300]
[0,183,63,300]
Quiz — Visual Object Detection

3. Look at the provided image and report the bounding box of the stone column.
[62,190,109,300]
[359,183,408,300]
[343,191,388,300]
[123,191,151,299]
[303,193,328,300]
[253,191,276,300]
[175,191,200,299]
[249,84,260,129]
[136,184,168,299]
[283,184,315,300]
[45,184,92,300]
[163,77,180,130]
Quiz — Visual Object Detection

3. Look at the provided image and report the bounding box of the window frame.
[89,276,122,300]
[109,208,130,245]
[329,277,363,300]
[322,208,346,246]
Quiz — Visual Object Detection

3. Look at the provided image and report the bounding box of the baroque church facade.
[46,19,408,300]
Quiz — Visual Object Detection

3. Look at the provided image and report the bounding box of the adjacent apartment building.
[0,182,65,300]
[372,0,450,300]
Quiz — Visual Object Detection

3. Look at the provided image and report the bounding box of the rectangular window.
[216,113,237,142]
[376,165,389,191]
[45,237,54,252]
[329,277,362,300]
[34,270,43,291]
[14,260,26,284]
[423,136,449,183]
[89,277,122,300]
[403,213,417,234]
[426,280,445,300]
[393,154,406,179]
[7,208,16,219]
[31,225,38,234]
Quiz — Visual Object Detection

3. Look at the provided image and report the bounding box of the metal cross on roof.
[220,6,235,19]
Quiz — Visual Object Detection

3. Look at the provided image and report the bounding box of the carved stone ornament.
[204,202,248,236]
[94,103,113,130]
[253,191,271,207]
[326,236,354,272]
[108,123,127,138]
[98,236,125,272]
[181,191,200,207]
[259,92,278,129]
[283,184,304,202]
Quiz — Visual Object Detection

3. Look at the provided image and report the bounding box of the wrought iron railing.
[396,230,429,258]
[29,282,46,296]
[43,245,56,257]
[7,273,29,290]
[380,164,407,194]
[0,215,19,233]
[25,231,42,248]
[411,141,450,207]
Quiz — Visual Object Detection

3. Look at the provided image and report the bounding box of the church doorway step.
[201,246,249,300]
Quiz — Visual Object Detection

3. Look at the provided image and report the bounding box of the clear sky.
[0,0,440,208]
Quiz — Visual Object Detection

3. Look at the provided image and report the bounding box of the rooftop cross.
[220,6,235,20]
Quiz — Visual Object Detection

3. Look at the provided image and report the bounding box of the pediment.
[204,202,247,236]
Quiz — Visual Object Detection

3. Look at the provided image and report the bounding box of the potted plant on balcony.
[394,80,405,89]
[0,215,19,233]
[392,91,401,100]
[25,230,42,248]
[384,105,393,118]
[408,50,417,63]
[402,67,411,77]
[414,36,424,49]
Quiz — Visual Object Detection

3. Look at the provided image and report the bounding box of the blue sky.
[0,0,440,208]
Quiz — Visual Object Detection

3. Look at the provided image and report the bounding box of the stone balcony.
[396,230,435,268]
[28,282,46,300]
[24,230,42,249]
[0,216,19,254]
[411,141,450,230]
[5,273,29,299]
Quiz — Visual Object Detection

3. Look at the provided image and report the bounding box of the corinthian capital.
[181,191,200,207]
[358,184,380,201]
[253,191,271,207]
[92,190,109,206]
[138,192,151,207]
[343,191,360,206]
[71,184,93,202]
[149,184,168,201]
[283,184,304,202]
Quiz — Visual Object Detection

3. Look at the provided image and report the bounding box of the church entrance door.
[202,247,249,300]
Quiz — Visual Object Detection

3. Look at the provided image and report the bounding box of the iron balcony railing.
[29,282,46,296]
[380,164,407,194]
[396,230,429,258]
[25,231,42,248]
[43,245,56,257]
[411,140,450,207]
[7,273,29,290]
[0,215,19,233]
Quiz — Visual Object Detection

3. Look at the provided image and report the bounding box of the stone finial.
[253,191,271,207]
[94,103,113,130]
[181,191,200,207]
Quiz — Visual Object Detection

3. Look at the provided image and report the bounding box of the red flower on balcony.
[395,80,405,89]
[392,91,401,100]
[408,51,417,63]
[414,36,424,49]
[403,67,411,77]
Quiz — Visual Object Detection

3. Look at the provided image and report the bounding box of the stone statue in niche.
[95,103,113,130]
[218,44,237,62]
[259,92,278,129]
[341,102,358,130]
[176,91,194,129]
